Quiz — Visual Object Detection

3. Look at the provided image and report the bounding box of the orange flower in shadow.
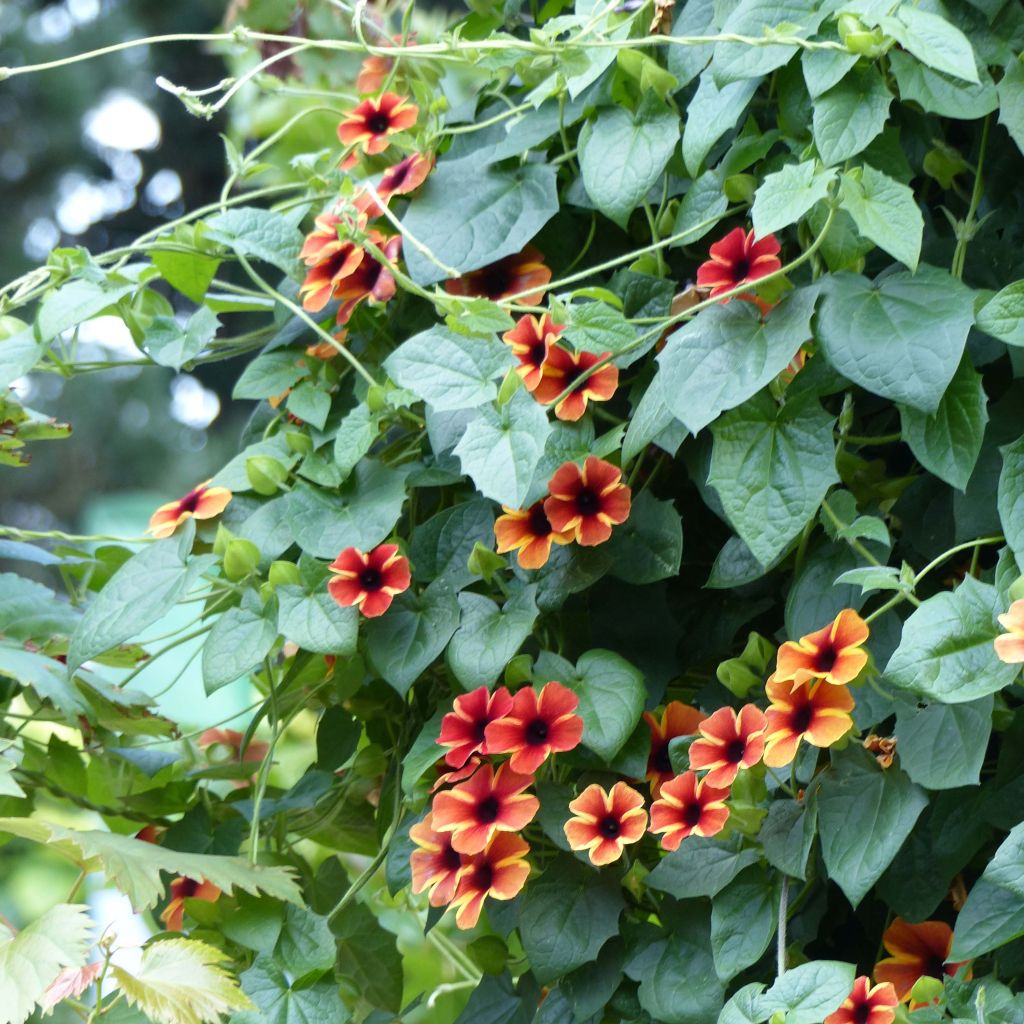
[644,701,707,795]
[874,918,969,1006]
[357,54,393,94]
[438,685,514,769]
[484,681,584,774]
[649,770,730,850]
[298,213,366,313]
[494,500,573,570]
[995,599,1024,663]
[148,480,231,538]
[824,976,899,1024]
[696,226,781,302]
[762,675,855,768]
[333,230,402,326]
[776,608,870,687]
[450,832,530,929]
[409,811,465,907]
[544,456,631,547]
[337,92,418,155]
[327,543,410,618]
[502,313,564,392]
[160,877,221,932]
[688,704,766,788]
[532,347,619,422]
[564,782,647,866]
[444,246,552,305]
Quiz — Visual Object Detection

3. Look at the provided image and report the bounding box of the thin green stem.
[913,535,1005,588]
[951,114,990,280]
[863,592,908,626]
[248,657,280,864]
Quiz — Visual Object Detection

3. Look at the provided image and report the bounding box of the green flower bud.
[246,455,288,495]
[366,384,388,412]
[285,430,313,455]
[268,561,302,588]
[223,538,261,581]
[724,173,758,204]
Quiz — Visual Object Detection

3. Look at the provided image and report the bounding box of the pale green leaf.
[681,73,759,178]
[447,586,538,690]
[751,161,835,237]
[977,280,1024,347]
[812,66,892,167]
[839,165,923,271]
[877,5,980,84]
[997,58,1024,156]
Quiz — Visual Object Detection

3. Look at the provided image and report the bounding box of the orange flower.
[444,245,552,305]
[438,685,514,769]
[333,230,402,326]
[995,598,1024,663]
[306,338,344,360]
[337,92,418,155]
[148,480,232,538]
[531,346,619,422]
[563,782,647,866]
[688,704,766,788]
[379,152,432,202]
[327,543,411,618]
[356,54,392,94]
[484,681,584,774]
[494,500,573,570]
[824,976,899,1024]
[544,456,631,547]
[298,212,366,313]
[449,832,530,929]
[409,811,465,907]
[775,608,870,687]
[431,762,539,855]
[432,754,484,792]
[696,226,781,301]
[874,918,969,1005]
[649,770,730,850]
[159,877,221,932]
[644,701,707,795]
[502,313,564,392]
[762,676,855,767]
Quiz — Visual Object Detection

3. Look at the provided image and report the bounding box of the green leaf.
[1000,435,1024,567]
[667,0,715,87]
[894,694,993,790]
[816,266,975,414]
[151,249,221,304]
[646,838,760,898]
[0,326,43,390]
[718,983,768,1024]
[758,798,817,880]
[203,594,278,694]
[712,0,826,83]
[233,351,309,401]
[751,161,835,237]
[886,577,1020,703]
[232,956,349,1024]
[0,573,80,641]
[563,301,637,360]
[606,490,682,584]
[711,866,777,982]
[401,710,446,794]
[802,46,858,99]
[448,586,539,690]
[812,65,892,167]
[681,73,759,178]
[286,383,330,431]
[890,50,997,119]
[708,393,838,567]
[997,58,1024,157]
[274,905,335,978]
[333,900,403,1012]
[622,374,687,463]
[36,278,138,342]
[0,641,88,716]
[839,165,923,271]
[759,960,855,1024]
[562,649,644,760]
[145,308,220,369]
[579,97,680,227]
[277,586,357,656]
[410,499,496,591]
[672,171,729,245]
[877,5,980,84]
[332,404,381,480]
[205,206,305,276]
[221,895,283,955]
[977,280,1024,347]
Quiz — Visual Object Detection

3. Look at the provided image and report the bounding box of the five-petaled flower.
[775,608,870,687]
[484,681,584,775]
[444,246,552,305]
[874,918,969,1005]
[494,501,573,570]
[327,543,411,618]
[762,675,855,767]
[644,701,707,795]
[531,346,619,422]
[431,762,539,854]
[298,213,366,312]
[449,832,531,929]
[333,231,402,325]
[564,782,647,866]
[160,877,221,932]
[438,685,514,769]
[409,811,465,907]
[823,976,899,1024]
[696,226,781,301]
[502,313,564,392]
[337,92,418,155]
[649,770,730,850]
[995,598,1024,663]
[544,456,632,547]
[148,480,232,538]
[688,704,766,788]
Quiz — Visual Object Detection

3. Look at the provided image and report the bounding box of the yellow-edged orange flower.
[438,685,514,769]
[995,598,1024,663]
[337,92,418,155]
[327,543,410,618]
[688,704,766,788]
[544,456,631,547]
[874,918,969,1006]
[409,812,465,907]
[484,681,584,775]
[564,782,647,866]
[532,346,619,422]
[762,675,855,768]
[160,877,221,932]
[148,480,231,538]
[431,762,539,855]
[298,213,366,313]
[334,230,402,326]
[824,977,899,1024]
[502,313,564,392]
[444,246,552,305]
[449,832,530,929]
[696,227,781,302]
[494,500,573,570]
[644,701,707,794]
[775,608,870,687]
[649,770,730,850]
[379,152,432,202]
[432,754,484,793]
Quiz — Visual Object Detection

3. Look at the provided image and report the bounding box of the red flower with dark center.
[409,811,465,907]
[564,782,647,866]
[494,501,574,570]
[438,685,514,769]
[298,212,367,313]
[763,674,855,767]
[874,918,970,1006]
[327,543,411,618]
[333,231,402,325]
[688,704,766,787]
[775,608,870,687]
[148,480,232,538]
[696,226,781,301]
[444,245,552,305]
[449,832,530,929]
[484,681,584,774]
[544,456,632,547]
[160,877,221,932]
[644,701,707,794]
[431,762,539,855]
[379,152,432,201]
[824,976,899,1024]
[501,313,564,391]
[649,770,730,850]
[337,92,419,155]
[531,346,619,422]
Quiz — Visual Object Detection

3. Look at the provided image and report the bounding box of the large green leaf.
[646,838,759,898]
[447,586,538,690]
[681,72,759,178]
[559,649,644,760]
[332,900,402,1013]
[409,499,496,591]
[233,351,309,401]
[145,308,220,370]
[759,960,855,1024]
[277,586,357,656]
[876,5,979,84]
[812,65,892,166]
[751,161,835,237]
[758,798,816,881]
[1000,435,1024,565]
[710,866,777,982]
[977,281,1024,348]
[0,326,43,390]
[0,573,80,641]
[894,695,993,790]
[890,50,996,119]
[997,58,1024,157]
[36,278,138,342]
[605,490,682,585]
[205,206,305,277]
[225,955,350,1024]
[838,165,923,271]
[712,0,826,83]
[202,592,278,694]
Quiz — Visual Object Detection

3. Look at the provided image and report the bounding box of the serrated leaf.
[839,165,923,271]
[751,161,835,237]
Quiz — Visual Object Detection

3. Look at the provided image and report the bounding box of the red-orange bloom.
[327,543,411,618]
[444,245,552,305]
[431,762,539,855]
[379,152,432,201]
[531,346,619,422]
[494,501,573,570]
[544,456,632,547]
[432,754,484,793]
[298,213,366,313]
[874,918,969,1005]
[502,313,564,392]
[438,685,514,769]
[409,811,465,907]
[995,599,1024,664]
[337,92,418,155]
[484,681,584,774]
[148,480,232,538]
[824,976,899,1024]
[159,877,221,932]
[356,54,393,94]
[763,675,855,768]
[644,701,707,795]
[564,782,647,866]
[334,231,402,326]
[776,608,870,687]
[696,226,781,301]
[649,770,730,850]
[449,832,530,929]
[688,704,766,788]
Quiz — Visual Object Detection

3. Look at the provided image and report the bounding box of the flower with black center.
[409,811,465,908]
[762,675,855,767]
[874,918,970,1006]
[563,782,647,866]
[298,212,367,313]
[688,704,766,787]
[449,832,531,930]
[494,501,574,570]
[160,877,221,932]
[437,685,514,769]
[379,152,432,202]
[502,313,564,392]
[334,231,402,325]
[995,598,1024,663]
[327,543,411,618]
[824,976,899,1024]
[431,762,539,855]
[148,480,232,538]
[444,245,552,305]
[484,681,584,774]
[696,226,781,301]
[649,770,730,850]
[644,701,707,795]
[531,346,619,422]
[776,608,870,687]
[544,456,632,547]
[337,92,419,155]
